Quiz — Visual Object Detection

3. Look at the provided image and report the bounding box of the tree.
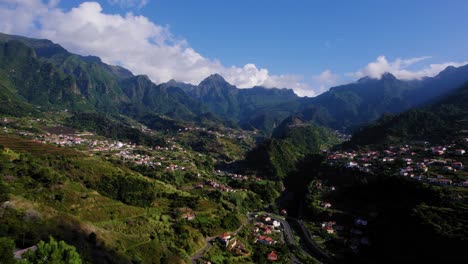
[23,236,82,264]
[0,178,9,202]
[0,237,15,264]
[88,232,97,245]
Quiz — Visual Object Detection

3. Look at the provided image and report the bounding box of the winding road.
[190,212,332,264]
[289,217,334,263]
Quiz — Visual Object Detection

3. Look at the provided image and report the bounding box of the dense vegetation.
[24,237,83,264]
[0,136,262,263]
[0,237,16,264]
[280,155,468,263]
[348,82,468,146]
[246,117,339,179]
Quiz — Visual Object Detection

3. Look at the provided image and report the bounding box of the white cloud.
[312,70,340,93]
[351,55,468,80]
[108,0,149,9]
[0,0,311,95]
[1,1,466,98]
[313,70,338,84]
[0,0,50,34]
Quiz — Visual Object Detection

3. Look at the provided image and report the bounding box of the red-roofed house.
[217,233,231,247]
[267,251,278,261]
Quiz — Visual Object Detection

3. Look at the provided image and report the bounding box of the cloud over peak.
[351,55,468,80]
[0,0,316,95]
[0,1,467,98]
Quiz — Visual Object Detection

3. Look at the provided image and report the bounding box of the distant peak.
[438,65,457,76]
[357,76,372,83]
[356,72,397,83]
[136,74,151,81]
[199,73,230,87]
[206,73,226,81]
[381,72,397,80]
[165,79,178,85]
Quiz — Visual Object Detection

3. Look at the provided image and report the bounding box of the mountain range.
[1,32,467,264]
[347,81,468,146]
[1,32,468,135]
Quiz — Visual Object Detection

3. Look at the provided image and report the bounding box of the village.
[204,213,286,263]
[3,116,466,262]
[1,117,260,196]
[326,139,468,187]
[300,137,468,255]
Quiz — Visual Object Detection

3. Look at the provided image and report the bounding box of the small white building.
[272,220,281,228]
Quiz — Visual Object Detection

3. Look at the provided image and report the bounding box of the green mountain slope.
[0,40,90,111]
[298,69,468,131]
[179,68,468,134]
[245,116,340,179]
[2,31,468,139]
[347,82,468,146]
[3,32,468,135]
[181,74,301,133]
[0,33,208,122]
[119,75,206,120]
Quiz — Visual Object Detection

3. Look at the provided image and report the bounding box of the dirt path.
[190,236,215,264]
[190,220,247,263]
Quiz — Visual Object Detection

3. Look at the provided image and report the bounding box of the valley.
[0,31,467,264]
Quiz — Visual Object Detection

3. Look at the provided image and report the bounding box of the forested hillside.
[245,117,339,179]
[348,82,468,146]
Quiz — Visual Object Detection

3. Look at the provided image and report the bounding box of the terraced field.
[0,135,82,157]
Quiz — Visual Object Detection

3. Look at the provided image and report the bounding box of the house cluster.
[34,133,88,146]
[154,144,183,152]
[117,150,156,166]
[252,216,281,246]
[118,150,188,170]
[215,233,248,256]
[313,181,336,193]
[166,163,186,172]
[179,126,252,141]
[215,170,260,182]
[326,142,467,187]
[88,139,133,152]
[321,217,370,253]
[335,130,352,141]
[202,179,236,192]
[321,221,337,234]
[30,130,195,171]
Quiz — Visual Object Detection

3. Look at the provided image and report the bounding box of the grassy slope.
[0,135,249,263]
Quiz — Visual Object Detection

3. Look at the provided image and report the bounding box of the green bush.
[23,236,82,264]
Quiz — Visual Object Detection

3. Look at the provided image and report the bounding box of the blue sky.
[1,0,468,96]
